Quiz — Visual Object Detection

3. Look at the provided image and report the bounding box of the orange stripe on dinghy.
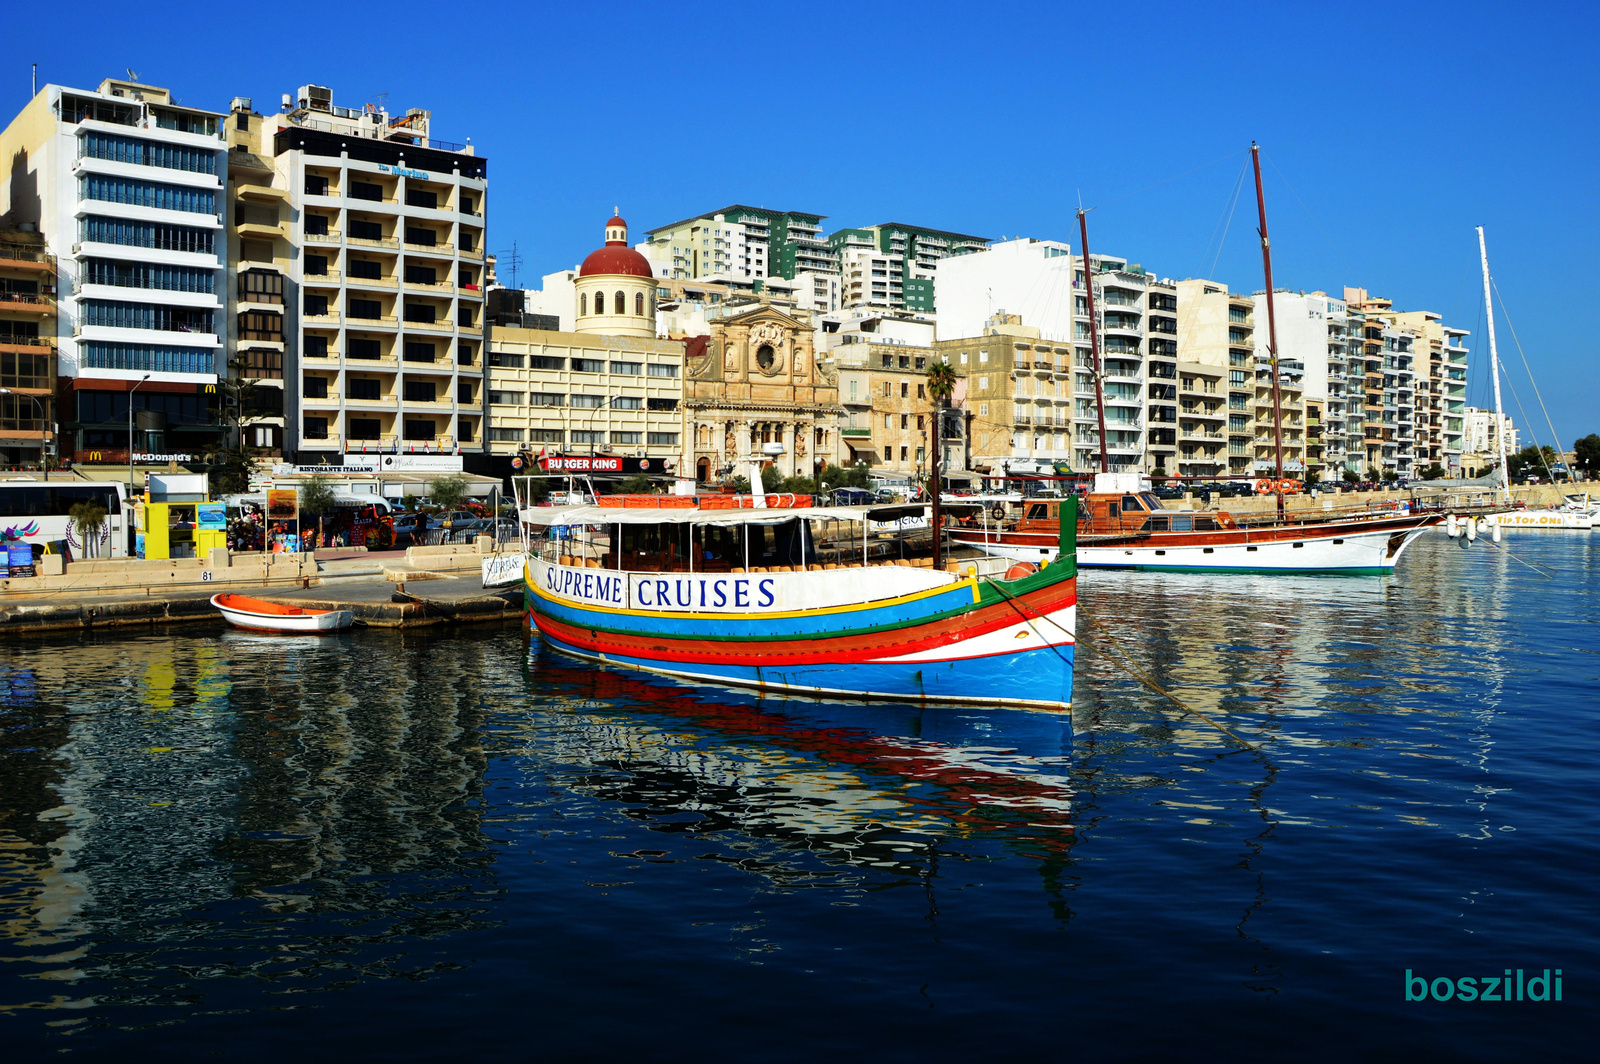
[214,594,333,617]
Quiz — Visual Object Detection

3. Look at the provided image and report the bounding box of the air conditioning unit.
[298,85,333,112]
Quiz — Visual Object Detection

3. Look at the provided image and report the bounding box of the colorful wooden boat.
[517,492,1077,709]
[949,472,1439,574]
[210,593,353,633]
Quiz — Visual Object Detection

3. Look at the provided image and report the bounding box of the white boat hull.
[1495,509,1594,531]
[210,595,353,632]
[960,524,1431,574]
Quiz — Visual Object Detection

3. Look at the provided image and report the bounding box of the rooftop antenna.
[497,241,524,290]
[32,63,37,96]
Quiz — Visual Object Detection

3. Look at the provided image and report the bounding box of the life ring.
[1004,561,1038,581]
[991,505,1007,523]
[1255,478,1276,494]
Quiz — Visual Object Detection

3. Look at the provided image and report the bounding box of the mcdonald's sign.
[201,383,217,394]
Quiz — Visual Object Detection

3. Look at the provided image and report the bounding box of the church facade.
[684,303,842,484]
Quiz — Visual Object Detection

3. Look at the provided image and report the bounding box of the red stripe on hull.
[530,577,1076,667]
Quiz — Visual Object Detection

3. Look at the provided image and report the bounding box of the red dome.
[606,214,628,232]
[580,245,653,278]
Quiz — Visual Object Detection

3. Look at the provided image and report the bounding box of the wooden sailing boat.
[946,146,1442,574]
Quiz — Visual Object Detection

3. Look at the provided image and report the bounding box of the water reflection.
[0,631,502,1021]
[0,532,1589,1055]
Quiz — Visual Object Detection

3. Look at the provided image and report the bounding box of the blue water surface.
[0,532,1594,1060]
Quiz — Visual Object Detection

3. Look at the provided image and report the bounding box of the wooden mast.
[1078,209,1110,474]
[1250,143,1286,519]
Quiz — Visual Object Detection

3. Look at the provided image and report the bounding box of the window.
[459,231,476,252]
[404,226,436,246]
[883,415,890,429]
[917,384,926,399]
[301,374,328,399]
[82,259,214,294]
[79,216,214,254]
[611,432,641,445]
[979,349,988,362]
[303,416,328,440]
[348,418,381,440]
[612,396,642,410]
[405,188,438,209]
[350,180,384,202]
[883,446,892,461]
[528,355,563,370]
[528,428,564,444]
[610,361,642,375]
[647,432,679,447]
[490,427,525,442]
[457,342,476,365]
[240,269,284,302]
[635,292,644,315]
[849,380,858,399]
[647,397,677,411]
[348,378,381,400]
[489,390,525,405]
[573,358,605,373]
[303,255,327,278]
[570,430,602,446]
[304,334,329,358]
[570,395,605,409]
[81,131,215,175]
[580,293,587,315]
[917,415,925,430]
[304,214,330,236]
[348,259,381,280]
[900,382,908,398]
[80,174,215,214]
[348,298,382,320]
[529,392,564,407]
[305,174,329,196]
[980,377,989,390]
[900,414,909,429]
[614,291,626,314]
[979,403,989,416]
[237,311,282,341]
[403,420,436,440]
[403,381,437,403]
[647,363,677,378]
[304,294,329,316]
[403,341,436,363]
[900,447,908,461]
[403,301,436,323]
[460,194,478,214]
[348,337,382,360]
[405,264,438,285]
[349,219,383,241]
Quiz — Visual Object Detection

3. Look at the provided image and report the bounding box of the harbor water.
[0,533,1594,1059]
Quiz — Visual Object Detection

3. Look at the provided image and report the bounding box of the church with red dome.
[574,214,656,339]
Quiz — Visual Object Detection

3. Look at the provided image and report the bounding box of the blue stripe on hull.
[537,629,1074,709]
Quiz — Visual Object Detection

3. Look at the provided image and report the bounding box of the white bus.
[0,479,130,559]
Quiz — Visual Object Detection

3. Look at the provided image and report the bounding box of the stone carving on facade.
[749,320,786,376]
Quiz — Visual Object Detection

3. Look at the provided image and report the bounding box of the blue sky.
[10,1,1595,445]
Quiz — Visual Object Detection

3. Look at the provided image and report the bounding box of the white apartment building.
[228,85,489,461]
[933,238,1078,343]
[1464,406,1518,461]
[1,78,228,461]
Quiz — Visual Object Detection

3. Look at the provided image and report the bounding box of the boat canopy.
[520,503,918,529]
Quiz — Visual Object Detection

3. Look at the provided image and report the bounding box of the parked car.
[1150,484,1187,500]
[438,510,480,530]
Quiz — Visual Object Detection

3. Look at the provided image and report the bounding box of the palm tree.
[926,360,957,567]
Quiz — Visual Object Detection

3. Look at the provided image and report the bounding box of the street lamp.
[581,395,626,457]
[0,388,50,473]
[128,373,152,499]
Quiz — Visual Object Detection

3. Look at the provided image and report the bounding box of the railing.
[0,244,50,263]
[0,335,54,351]
[304,230,343,243]
[0,292,53,307]
[303,270,343,284]
[347,235,401,249]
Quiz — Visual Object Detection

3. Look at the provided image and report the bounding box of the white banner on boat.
[531,558,954,614]
[482,552,528,588]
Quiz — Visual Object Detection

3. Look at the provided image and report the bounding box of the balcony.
[304,230,344,245]
[0,292,55,314]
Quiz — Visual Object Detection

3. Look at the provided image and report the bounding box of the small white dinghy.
[210,593,353,633]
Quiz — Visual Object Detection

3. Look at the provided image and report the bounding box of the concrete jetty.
[0,540,526,636]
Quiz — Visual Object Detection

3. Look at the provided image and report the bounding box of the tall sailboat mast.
[1476,226,1512,503]
[1077,209,1110,474]
[1250,144,1286,518]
